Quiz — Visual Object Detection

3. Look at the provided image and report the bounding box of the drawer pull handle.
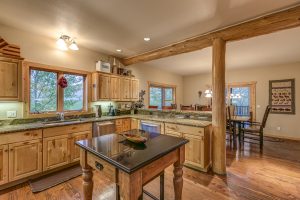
[95,161,104,171]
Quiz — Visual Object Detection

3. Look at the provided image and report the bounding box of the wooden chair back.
[162,106,173,110]
[261,105,271,128]
[180,104,194,111]
[148,105,158,109]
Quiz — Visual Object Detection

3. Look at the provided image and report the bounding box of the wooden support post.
[212,38,226,175]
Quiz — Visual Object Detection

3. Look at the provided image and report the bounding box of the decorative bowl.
[122,133,148,144]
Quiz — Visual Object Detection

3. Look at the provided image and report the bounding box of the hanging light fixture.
[69,40,79,50]
[56,35,79,51]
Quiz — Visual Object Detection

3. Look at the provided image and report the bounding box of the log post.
[212,38,226,175]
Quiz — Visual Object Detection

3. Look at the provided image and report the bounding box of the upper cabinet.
[92,72,139,102]
[0,57,22,101]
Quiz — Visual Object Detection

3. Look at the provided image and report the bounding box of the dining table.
[230,116,251,148]
[76,129,189,200]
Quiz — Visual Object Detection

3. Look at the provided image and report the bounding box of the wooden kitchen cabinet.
[164,123,211,171]
[43,135,69,171]
[9,139,42,181]
[0,145,8,185]
[131,78,139,101]
[0,57,22,101]
[99,73,110,100]
[70,131,91,162]
[110,76,121,100]
[131,118,140,130]
[121,77,131,101]
[183,134,203,169]
[122,118,131,132]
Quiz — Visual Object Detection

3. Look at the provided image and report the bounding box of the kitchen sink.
[43,119,83,125]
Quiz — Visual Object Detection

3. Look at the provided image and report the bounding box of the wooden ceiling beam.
[122,5,300,66]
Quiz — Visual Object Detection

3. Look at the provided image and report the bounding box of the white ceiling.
[0,0,299,58]
[143,27,300,75]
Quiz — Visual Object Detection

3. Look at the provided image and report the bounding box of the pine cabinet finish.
[131,78,139,101]
[43,135,69,171]
[131,118,140,130]
[0,145,8,185]
[9,139,42,181]
[121,77,131,101]
[70,131,91,162]
[164,123,211,171]
[110,76,121,100]
[99,74,110,100]
[115,118,132,133]
[0,57,22,101]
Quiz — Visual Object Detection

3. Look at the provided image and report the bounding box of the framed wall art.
[269,79,295,114]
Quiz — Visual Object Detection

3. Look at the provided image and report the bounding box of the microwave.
[96,61,111,73]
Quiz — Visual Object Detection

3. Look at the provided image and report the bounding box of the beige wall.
[183,63,300,139]
[0,25,183,119]
[128,64,183,108]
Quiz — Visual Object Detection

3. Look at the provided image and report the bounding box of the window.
[148,82,176,109]
[30,69,57,113]
[63,74,84,111]
[29,66,87,114]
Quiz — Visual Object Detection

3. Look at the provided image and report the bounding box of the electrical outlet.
[7,111,17,118]
[276,126,281,131]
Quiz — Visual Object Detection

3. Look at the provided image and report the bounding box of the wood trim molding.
[122,5,300,66]
[23,61,92,118]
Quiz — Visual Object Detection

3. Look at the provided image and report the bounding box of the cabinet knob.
[95,161,104,171]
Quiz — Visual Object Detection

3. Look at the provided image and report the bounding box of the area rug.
[29,165,82,193]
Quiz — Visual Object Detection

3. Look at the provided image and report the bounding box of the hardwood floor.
[1,136,300,200]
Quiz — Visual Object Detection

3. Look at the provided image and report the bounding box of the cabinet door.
[70,131,91,162]
[115,119,123,133]
[131,119,140,130]
[110,76,121,100]
[43,135,69,171]
[8,140,42,181]
[183,134,204,168]
[121,77,131,100]
[122,118,131,132]
[0,145,8,185]
[0,58,21,101]
[99,74,110,100]
[131,79,139,101]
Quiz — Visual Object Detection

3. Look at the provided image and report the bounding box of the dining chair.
[180,104,194,111]
[242,105,271,151]
[162,106,173,110]
[226,106,235,143]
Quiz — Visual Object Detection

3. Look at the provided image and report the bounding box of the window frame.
[148,81,176,109]
[24,61,90,117]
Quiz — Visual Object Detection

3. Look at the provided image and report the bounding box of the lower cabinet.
[164,123,211,171]
[183,134,203,169]
[70,131,91,162]
[43,135,69,171]
[9,139,42,181]
[0,145,8,185]
[115,118,132,133]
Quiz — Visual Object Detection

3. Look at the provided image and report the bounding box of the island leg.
[80,149,93,200]
[173,146,185,200]
[119,170,143,200]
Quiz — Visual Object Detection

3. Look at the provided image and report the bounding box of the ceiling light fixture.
[144,37,151,42]
[116,49,122,52]
[56,35,79,51]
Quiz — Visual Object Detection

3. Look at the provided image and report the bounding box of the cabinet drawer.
[43,123,92,137]
[87,152,116,182]
[165,130,182,138]
[0,129,42,145]
[165,123,204,137]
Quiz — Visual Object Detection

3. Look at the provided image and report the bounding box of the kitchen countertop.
[0,114,212,135]
[76,130,188,173]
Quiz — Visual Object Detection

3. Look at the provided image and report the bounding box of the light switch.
[7,111,17,118]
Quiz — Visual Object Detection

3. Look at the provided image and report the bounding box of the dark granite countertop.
[76,130,189,173]
[0,114,211,135]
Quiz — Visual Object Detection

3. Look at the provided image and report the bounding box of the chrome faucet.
[56,112,65,121]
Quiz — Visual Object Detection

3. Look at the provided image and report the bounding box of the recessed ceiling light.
[144,37,151,42]
[116,49,122,52]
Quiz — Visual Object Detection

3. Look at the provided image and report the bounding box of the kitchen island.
[76,130,188,200]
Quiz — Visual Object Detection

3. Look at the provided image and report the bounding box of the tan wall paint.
[128,64,183,108]
[183,63,300,139]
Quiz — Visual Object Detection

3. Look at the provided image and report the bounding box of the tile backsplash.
[0,102,23,119]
